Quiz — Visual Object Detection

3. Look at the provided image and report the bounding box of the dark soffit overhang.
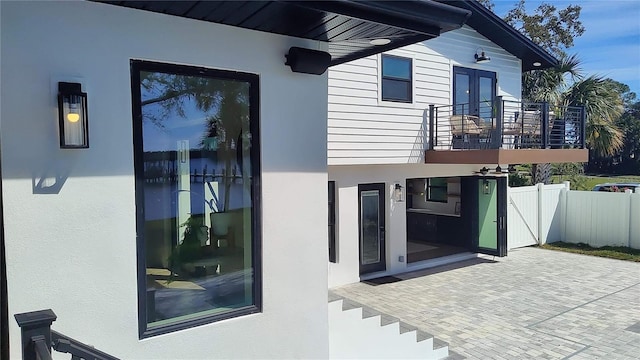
[437,0,558,71]
[98,1,471,66]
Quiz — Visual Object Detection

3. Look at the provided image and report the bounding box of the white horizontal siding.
[328,25,523,165]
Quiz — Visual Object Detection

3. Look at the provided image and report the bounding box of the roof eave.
[449,1,558,71]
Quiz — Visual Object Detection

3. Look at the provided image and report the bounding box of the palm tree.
[563,77,624,157]
[523,55,624,183]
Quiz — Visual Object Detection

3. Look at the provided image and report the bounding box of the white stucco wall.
[328,164,486,287]
[1,1,329,359]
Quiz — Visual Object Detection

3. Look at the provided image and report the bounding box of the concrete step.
[328,291,449,359]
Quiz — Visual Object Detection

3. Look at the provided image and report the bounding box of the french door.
[358,183,386,274]
[453,66,496,119]
[475,177,507,257]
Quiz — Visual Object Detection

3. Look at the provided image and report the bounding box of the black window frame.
[453,66,497,116]
[426,178,448,203]
[131,60,262,339]
[328,181,337,263]
[381,54,413,103]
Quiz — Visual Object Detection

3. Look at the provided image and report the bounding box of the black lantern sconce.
[483,179,491,194]
[393,183,405,202]
[58,82,89,148]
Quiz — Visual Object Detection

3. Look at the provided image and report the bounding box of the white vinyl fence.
[507,182,640,250]
[507,183,565,249]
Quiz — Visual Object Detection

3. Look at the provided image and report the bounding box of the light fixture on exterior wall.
[483,179,490,194]
[474,48,491,63]
[393,183,405,202]
[533,61,542,67]
[58,82,89,148]
[478,167,489,176]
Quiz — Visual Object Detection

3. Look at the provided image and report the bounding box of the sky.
[492,0,640,96]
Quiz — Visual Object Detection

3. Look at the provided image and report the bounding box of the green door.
[476,177,507,256]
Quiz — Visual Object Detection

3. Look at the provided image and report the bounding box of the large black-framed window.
[328,181,337,263]
[131,60,261,338]
[381,54,412,103]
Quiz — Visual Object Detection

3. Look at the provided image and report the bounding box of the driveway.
[330,247,640,359]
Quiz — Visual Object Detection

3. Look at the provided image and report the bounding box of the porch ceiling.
[424,149,589,165]
[98,1,471,66]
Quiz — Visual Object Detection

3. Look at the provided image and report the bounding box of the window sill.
[140,305,261,339]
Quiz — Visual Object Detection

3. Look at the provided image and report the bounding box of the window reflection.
[136,67,257,329]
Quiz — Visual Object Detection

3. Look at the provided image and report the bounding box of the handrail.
[427,97,586,151]
[52,330,120,360]
[15,309,119,360]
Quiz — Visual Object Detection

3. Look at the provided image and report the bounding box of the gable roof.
[100,1,471,66]
[437,0,558,71]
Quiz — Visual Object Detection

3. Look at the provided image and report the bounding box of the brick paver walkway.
[331,247,640,359]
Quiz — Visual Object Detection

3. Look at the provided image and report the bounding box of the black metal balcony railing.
[14,309,119,360]
[428,96,586,151]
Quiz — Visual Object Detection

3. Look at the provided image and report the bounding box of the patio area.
[330,247,640,359]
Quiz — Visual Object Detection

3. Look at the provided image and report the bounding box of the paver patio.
[331,247,640,359]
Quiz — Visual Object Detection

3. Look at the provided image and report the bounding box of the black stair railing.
[14,309,119,360]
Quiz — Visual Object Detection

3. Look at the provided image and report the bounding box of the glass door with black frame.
[358,183,386,274]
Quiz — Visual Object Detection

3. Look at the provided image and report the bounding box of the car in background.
[592,183,640,193]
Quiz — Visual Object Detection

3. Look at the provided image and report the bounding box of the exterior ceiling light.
[533,62,542,67]
[370,38,391,46]
[474,48,490,63]
[58,82,89,148]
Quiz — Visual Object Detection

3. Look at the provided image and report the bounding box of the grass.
[552,175,640,191]
[540,242,640,262]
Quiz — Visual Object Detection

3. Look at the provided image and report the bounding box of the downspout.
[0,135,8,359]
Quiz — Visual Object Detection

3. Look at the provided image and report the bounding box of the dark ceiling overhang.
[436,1,558,71]
[98,1,471,66]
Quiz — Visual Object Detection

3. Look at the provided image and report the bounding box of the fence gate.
[507,185,539,249]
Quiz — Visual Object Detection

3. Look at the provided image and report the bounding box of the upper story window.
[131,60,261,338]
[381,54,412,103]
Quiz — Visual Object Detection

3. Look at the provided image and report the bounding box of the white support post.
[625,189,632,248]
[537,182,544,245]
[561,181,570,243]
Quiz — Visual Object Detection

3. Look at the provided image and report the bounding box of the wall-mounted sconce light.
[58,82,89,148]
[393,183,405,202]
[474,48,491,63]
[508,165,517,174]
[483,179,490,194]
[495,165,503,174]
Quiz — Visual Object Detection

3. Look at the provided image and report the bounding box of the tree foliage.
[476,0,494,12]
[616,101,640,173]
[503,0,585,58]
[141,72,251,212]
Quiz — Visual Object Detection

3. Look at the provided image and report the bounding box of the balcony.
[425,97,589,164]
